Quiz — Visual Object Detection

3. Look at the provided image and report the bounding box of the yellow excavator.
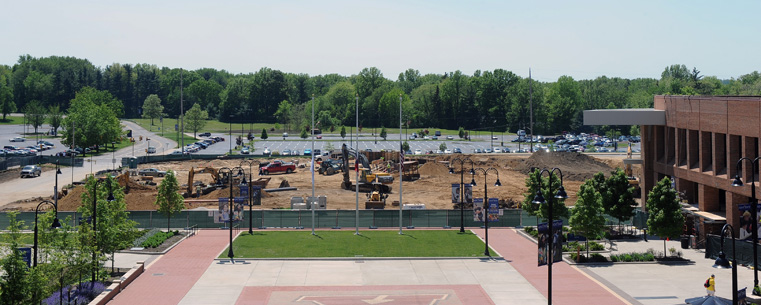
[341,144,394,193]
[187,167,221,195]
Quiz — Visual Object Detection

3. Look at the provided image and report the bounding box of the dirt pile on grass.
[417,162,451,176]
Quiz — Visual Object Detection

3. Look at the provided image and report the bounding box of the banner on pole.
[537,220,563,266]
[451,184,460,203]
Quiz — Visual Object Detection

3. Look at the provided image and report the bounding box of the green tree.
[569,180,606,257]
[0,84,15,121]
[62,87,123,152]
[380,126,387,140]
[47,105,63,136]
[402,141,410,152]
[439,142,447,151]
[604,168,637,229]
[155,171,185,232]
[458,127,465,139]
[184,103,209,139]
[24,100,46,135]
[142,94,164,126]
[260,128,268,140]
[646,177,685,257]
[521,169,569,221]
[274,100,292,131]
[340,126,346,139]
[0,212,46,305]
[300,128,309,139]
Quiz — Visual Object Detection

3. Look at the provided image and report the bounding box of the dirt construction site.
[1,151,639,212]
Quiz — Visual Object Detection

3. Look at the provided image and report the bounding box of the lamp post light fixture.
[713,223,738,305]
[732,157,761,295]
[473,167,501,256]
[219,166,245,262]
[531,167,568,305]
[33,200,61,267]
[240,159,260,234]
[91,177,115,283]
[449,157,474,233]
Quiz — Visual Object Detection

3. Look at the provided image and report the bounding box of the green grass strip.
[221,230,496,258]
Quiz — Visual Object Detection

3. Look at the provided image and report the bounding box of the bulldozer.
[365,183,388,209]
[340,143,393,193]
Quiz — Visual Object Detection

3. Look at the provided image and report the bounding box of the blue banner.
[18,248,31,268]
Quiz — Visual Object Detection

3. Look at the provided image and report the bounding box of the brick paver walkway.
[474,228,630,305]
[109,230,232,305]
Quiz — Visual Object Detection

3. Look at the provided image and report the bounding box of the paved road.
[0,120,176,205]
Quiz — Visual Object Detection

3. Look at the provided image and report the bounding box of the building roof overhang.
[583,109,665,126]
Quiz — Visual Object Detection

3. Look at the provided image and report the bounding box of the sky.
[1,0,759,82]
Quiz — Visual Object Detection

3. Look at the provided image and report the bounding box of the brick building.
[585,95,761,240]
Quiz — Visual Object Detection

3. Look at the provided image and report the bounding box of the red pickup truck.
[260,160,296,175]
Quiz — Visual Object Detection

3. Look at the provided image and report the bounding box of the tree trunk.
[168,215,171,233]
[663,239,667,258]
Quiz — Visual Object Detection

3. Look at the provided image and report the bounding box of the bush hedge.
[140,230,179,248]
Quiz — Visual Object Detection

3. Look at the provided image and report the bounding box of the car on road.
[199,132,211,137]
[138,168,166,177]
[146,146,157,154]
[492,136,499,140]
[10,137,25,142]
[282,132,289,137]
[446,136,454,140]
[20,165,41,178]
[410,132,418,139]
[169,150,184,155]
[316,135,322,139]
[241,146,250,154]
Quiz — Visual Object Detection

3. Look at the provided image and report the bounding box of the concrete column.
[642,125,656,209]
[726,191,747,238]
[728,135,740,178]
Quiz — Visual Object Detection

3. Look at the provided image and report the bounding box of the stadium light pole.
[399,94,403,234]
[355,94,360,235]
[311,94,316,235]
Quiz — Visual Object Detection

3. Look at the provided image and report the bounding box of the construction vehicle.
[624,142,642,198]
[341,143,393,193]
[318,159,343,175]
[187,167,221,195]
[365,183,388,209]
[401,161,420,181]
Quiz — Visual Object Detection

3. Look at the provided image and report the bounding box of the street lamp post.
[229,115,233,155]
[713,223,738,305]
[91,177,114,283]
[473,167,501,256]
[219,167,245,261]
[531,168,568,305]
[732,157,761,295]
[33,200,61,267]
[240,159,259,234]
[449,157,474,233]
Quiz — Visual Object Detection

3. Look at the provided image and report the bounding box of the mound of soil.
[517,151,614,181]
[418,162,451,176]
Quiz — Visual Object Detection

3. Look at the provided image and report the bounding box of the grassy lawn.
[221,230,495,258]
[0,117,25,125]
[126,119,201,145]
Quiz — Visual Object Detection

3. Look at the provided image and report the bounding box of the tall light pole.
[713,223,738,305]
[473,168,501,256]
[399,94,403,234]
[529,68,534,153]
[33,200,61,267]
[240,159,259,234]
[54,161,61,212]
[732,157,761,295]
[180,69,185,154]
[532,168,568,305]
[229,115,233,155]
[311,94,316,235]
[355,94,360,235]
[91,177,115,283]
[449,157,474,233]
[219,167,244,262]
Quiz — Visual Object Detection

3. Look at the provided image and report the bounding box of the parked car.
[303,149,312,156]
[146,146,157,154]
[493,148,502,153]
[414,149,423,155]
[282,149,291,156]
[446,135,454,140]
[453,147,462,154]
[20,165,41,178]
[313,149,322,155]
[9,137,25,142]
[3,145,19,151]
[138,168,166,177]
[444,149,452,154]
[199,132,211,137]
[282,132,289,137]
[241,146,250,154]
[263,147,271,156]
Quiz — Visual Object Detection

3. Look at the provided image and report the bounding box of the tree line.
[2,55,761,135]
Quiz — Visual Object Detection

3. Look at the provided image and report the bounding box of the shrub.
[44,282,106,305]
[609,251,656,262]
[141,230,179,248]
[133,228,160,248]
[589,241,605,251]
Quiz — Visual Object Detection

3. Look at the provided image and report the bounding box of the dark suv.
[199,132,211,137]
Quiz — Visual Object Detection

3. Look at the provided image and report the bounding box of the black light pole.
[33,200,61,267]
[219,166,244,262]
[229,115,233,155]
[532,168,568,305]
[91,177,114,283]
[473,167,501,256]
[240,159,259,234]
[449,157,474,233]
[713,223,738,305]
[732,157,761,295]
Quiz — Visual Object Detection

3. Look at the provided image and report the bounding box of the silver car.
[20,165,41,178]
[138,168,167,177]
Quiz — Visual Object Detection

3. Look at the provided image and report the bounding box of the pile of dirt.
[57,185,86,211]
[418,162,451,176]
[516,151,614,181]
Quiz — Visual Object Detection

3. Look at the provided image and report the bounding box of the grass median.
[220,230,495,258]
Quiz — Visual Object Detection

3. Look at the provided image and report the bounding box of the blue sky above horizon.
[2,0,758,82]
